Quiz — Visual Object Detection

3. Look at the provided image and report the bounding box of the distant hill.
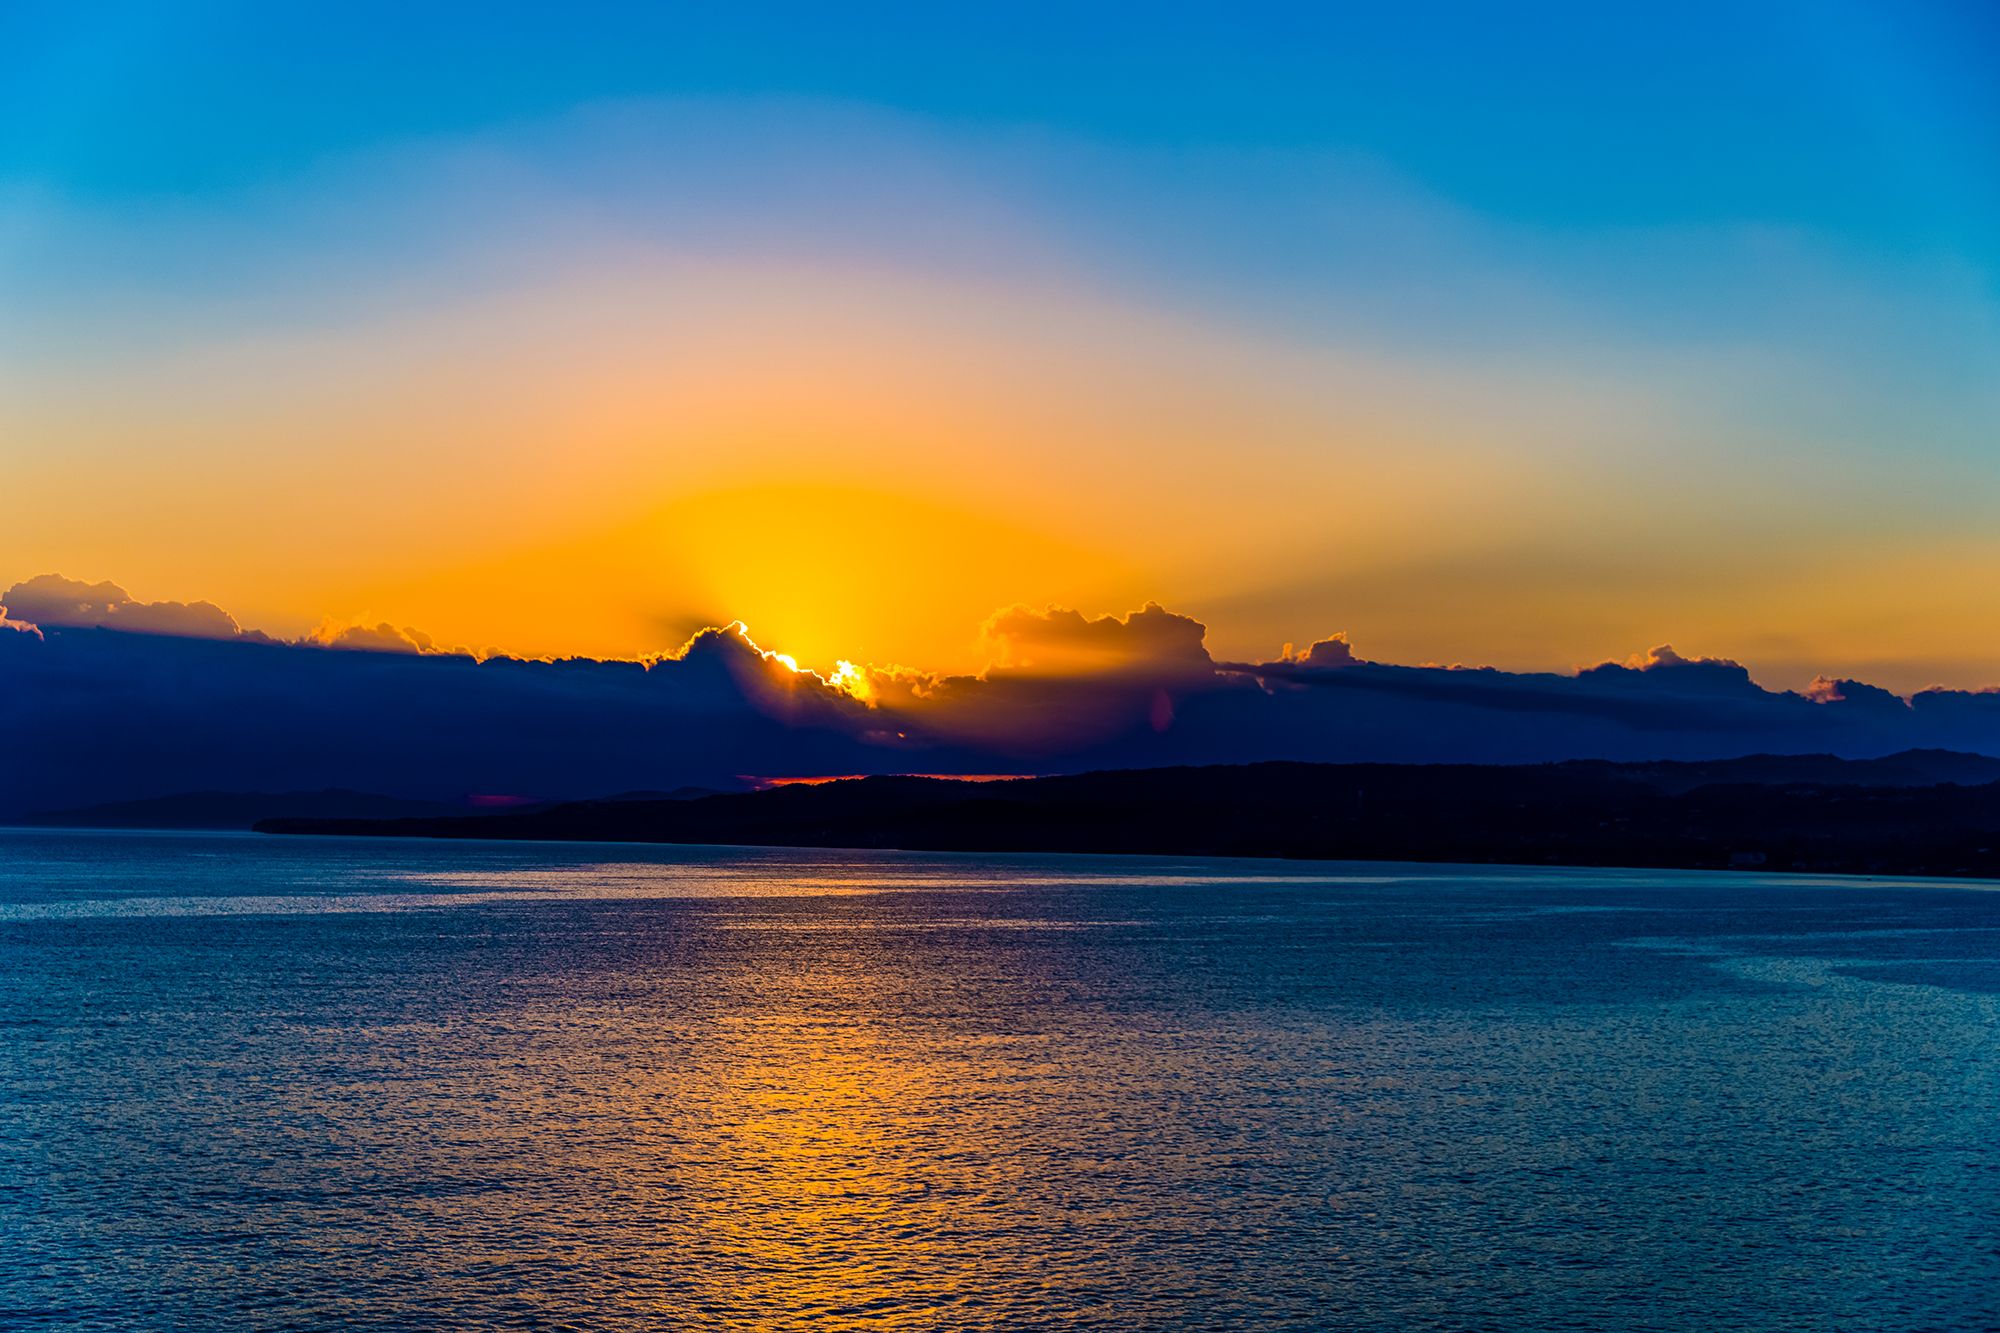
[1551,748,2000,794]
[594,786,737,803]
[258,751,2000,879]
[24,789,476,831]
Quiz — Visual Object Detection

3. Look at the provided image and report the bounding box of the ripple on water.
[2,828,1998,1330]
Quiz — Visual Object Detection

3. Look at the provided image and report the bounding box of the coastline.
[253,757,2000,882]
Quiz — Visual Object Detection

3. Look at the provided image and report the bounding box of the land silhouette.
[257,750,2000,879]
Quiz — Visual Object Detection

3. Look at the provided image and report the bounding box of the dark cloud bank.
[6,573,2000,816]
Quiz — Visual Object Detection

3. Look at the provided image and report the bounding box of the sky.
[4,2,1999,692]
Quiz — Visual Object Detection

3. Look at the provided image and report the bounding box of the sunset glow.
[4,6,1997,690]
[9,9,2000,1329]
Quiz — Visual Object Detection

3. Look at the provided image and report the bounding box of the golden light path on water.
[5,831,2000,1327]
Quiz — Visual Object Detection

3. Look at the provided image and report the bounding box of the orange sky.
[6,89,1999,691]
[8,251,1996,691]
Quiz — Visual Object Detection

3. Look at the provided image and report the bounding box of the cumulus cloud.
[1573,643,1760,698]
[1625,644,1723,671]
[1277,633,1360,669]
[1593,643,1749,678]
[670,621,879,729]
[981,602,1213,679]
[308,619,446,655]
[1805,675,1908,711]
[2,574,247,640]
[813,603,1231,757]
[0,601,917,815]
[7,573,2000,816]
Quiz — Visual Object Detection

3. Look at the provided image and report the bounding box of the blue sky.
[3,2,1998,686]
[9,2,1995,237]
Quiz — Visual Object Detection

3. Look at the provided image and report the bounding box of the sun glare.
[827,660,872,701]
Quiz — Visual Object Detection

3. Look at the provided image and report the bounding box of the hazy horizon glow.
[22,569,2000,819]
[6,3,1998,689]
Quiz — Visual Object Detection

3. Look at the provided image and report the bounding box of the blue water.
[2,829,1998,1330]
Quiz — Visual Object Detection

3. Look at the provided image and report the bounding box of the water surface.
[3,829,1997,1329]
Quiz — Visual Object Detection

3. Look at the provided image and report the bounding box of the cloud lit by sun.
[827,661,872,701]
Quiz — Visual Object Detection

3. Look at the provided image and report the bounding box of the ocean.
[3,828,1997,1329]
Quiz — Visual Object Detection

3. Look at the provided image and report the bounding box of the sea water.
[2,828,1997,1329]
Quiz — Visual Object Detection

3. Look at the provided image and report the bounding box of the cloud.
[1578,644,1758,695]
[9,573,2000,816]
[1804,675,1908,712]
[307,619,445,655]
[1624,644,1723,671]
[7,576,472,657]
[980,602,1214,680]
[670,621,881,729]
[1277,633,1360,670]
[0,599,917,815]
[2,574,248,640]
